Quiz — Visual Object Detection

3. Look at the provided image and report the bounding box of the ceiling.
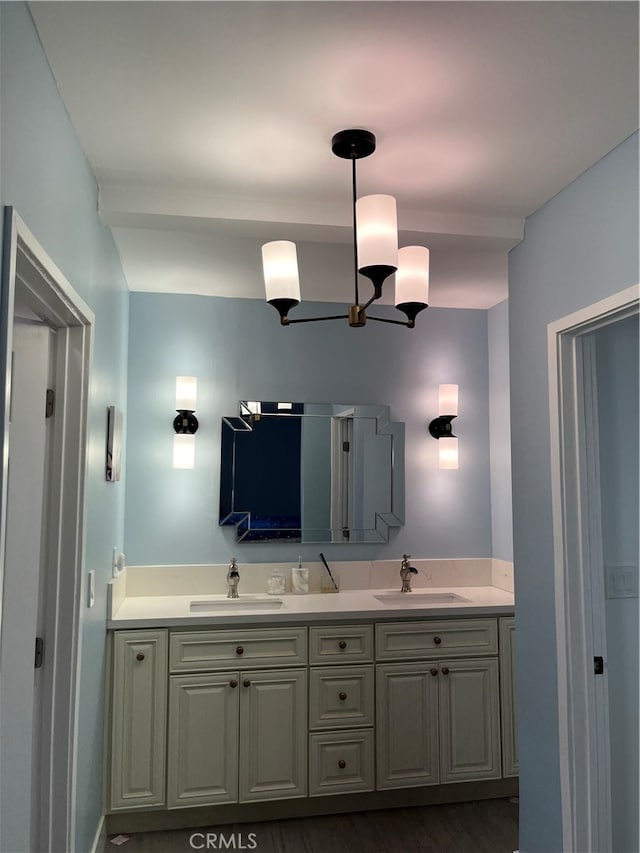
[30,2,638,309]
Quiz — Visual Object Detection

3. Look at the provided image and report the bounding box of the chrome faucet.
[400,554,418,592]
[227,557,240,598]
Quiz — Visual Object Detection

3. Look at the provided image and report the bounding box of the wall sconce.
[428,384,459,469]
[173,376,198,469]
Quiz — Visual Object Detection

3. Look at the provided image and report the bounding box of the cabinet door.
[499,617,518,777]
[438,657,501,783]
[167,672,239,808]
[239,669,307,802]
[376,663,439,789]
[110,630,167,810]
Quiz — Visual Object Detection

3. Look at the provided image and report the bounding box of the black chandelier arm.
[360,291,381,312]
[366,314,413,327]
[283,313,350,326]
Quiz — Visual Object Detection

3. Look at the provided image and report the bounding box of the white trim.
[0,207,94,853]
[548,284,639,853]
[89,814,106,853]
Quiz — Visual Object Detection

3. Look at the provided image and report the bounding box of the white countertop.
[108,585,515,629]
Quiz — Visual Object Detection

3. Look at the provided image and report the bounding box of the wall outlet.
[112,548,126,578]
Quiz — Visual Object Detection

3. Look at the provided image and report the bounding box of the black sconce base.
[174,411,199,434]
[428,415,456,439]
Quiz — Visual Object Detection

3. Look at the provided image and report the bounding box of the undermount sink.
[374,592,471,606]
[189,595,284,612]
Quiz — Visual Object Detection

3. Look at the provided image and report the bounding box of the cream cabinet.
[166,628,308,808]
[499,616,518,777]
[107,615,515,817]
[308,625,375,797]
[109,629,168,810]
[376,619,502,790]
[167,668,308,808]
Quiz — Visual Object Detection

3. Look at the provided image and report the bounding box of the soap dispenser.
[291,556,309,594]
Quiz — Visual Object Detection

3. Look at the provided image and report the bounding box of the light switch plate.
[87,569,95,608]
[605,564,639,599]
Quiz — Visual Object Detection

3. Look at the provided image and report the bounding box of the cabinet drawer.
[170,627,307,672]
[309,625,373,664]
[309,729,374,796]
[375,619,498,661]
[309,665,374,730]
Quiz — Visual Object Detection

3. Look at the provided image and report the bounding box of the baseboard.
[90,815,106,853]
[107,778,518,834]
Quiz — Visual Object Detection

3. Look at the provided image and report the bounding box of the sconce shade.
[176,376,197,412]
[439,436,459,469]
[438,384,459,416]
[173,433,195,469]
[356,195,398,271]
[396,246,429,307]
[262,241,301,304]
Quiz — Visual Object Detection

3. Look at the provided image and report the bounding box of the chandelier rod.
[351,156,360,309]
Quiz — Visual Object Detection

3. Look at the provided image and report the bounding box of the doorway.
[547,283,639,852]
[0,207,94,852]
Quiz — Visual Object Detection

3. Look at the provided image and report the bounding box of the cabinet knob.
[236,646,244,655]
[339,691,347,701]
[430,668,438,677]
[338,641,347,650]
[243,679,251,688]
[136,652,145,662]
[433,636,442,645]
[338,760,346,769]
[229,680,238,688]
[441,667,449,675]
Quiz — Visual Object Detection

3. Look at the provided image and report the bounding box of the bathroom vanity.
[105,566,517,833]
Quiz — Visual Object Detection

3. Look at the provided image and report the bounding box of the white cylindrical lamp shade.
[439,436,459,470]
[438,384,459,417]
[176,376,197,411]
[173,433,195,469]
[395,246,429,306]
[262,241,301,303]
[356,195,398,270]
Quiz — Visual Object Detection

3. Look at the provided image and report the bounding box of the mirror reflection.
[219,401,404,542]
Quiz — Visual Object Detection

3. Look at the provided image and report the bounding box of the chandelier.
[261,129,429,329]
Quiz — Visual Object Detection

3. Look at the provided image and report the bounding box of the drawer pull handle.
[338,641,347,650]
[243,679,251,688]
[441,667,450,675]
[433,636,442,645]
[236,646,244,655]
[339,691,347,701]
[229,680,238,688]
[430,668,438,677]
[136,652,145,662]
[338,760,346,769]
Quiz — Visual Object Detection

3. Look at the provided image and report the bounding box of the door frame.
[0,206,94,852]
[547,283,639,853]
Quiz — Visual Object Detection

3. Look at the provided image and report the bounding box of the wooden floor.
[105,798,519,853]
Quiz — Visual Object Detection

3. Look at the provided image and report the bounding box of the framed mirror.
[219,401,404,542]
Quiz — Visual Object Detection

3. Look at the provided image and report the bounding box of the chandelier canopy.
[262,129,429,329]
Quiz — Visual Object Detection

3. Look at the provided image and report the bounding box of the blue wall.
[124,292,493,564]
[508,131,639,852]
[488,299,513,561]
[596,316,639,853]
[1,5,129,851]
